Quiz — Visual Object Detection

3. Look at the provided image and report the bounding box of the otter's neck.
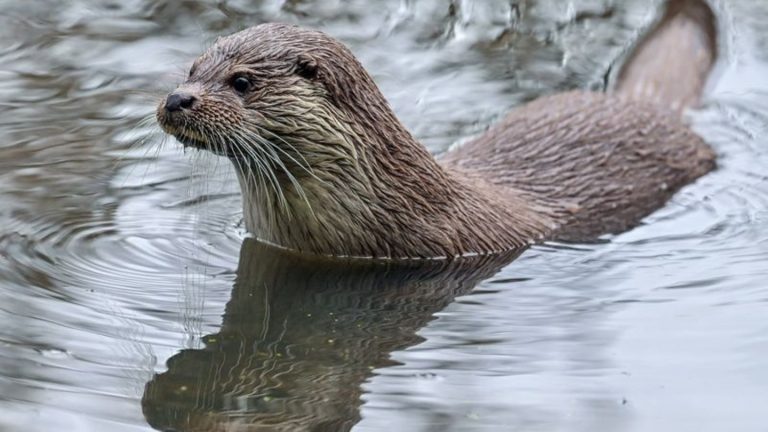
[233,70,554,258]
[233,122,553,258]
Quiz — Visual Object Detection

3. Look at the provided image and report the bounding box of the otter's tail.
[615,0,717,115]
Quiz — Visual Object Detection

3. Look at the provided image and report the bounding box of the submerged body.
[156,0,717,259]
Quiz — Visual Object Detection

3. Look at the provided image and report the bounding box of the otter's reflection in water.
[142,239,520,431]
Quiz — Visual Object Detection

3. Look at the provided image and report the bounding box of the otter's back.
[441,91,715,240]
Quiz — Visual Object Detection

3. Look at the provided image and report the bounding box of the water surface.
[0,0,767,431]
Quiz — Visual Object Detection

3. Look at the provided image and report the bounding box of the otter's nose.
[165,92,196,112]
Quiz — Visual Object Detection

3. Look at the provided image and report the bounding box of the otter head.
[156,23,406,172]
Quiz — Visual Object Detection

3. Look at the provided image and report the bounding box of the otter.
[156,0,717,259]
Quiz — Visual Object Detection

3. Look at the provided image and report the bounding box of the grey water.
[0,0,767,431]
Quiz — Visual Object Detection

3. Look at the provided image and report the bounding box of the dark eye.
[296,55,318,80]
[231,76,251,94]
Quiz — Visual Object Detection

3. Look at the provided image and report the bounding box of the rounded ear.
[296,53,319,80]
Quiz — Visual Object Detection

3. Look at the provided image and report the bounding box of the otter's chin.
[171,130,240,159]
[156,113,216,153]
[173,132,207,149]
[162,127,209,150]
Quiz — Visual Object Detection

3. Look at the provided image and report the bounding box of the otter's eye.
[296,55,319,80]
[231,76,251,94]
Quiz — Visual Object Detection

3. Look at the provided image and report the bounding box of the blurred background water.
[0,0,766,431]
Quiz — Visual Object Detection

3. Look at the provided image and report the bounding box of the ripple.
[1,0,768,431]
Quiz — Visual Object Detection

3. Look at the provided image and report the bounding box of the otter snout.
[161,82,203,114]
[156,83,204,136]
[164,91,196,112]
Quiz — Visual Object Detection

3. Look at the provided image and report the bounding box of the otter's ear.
[296,54,319,80]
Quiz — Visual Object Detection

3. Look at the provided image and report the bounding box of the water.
[0,0,766,431]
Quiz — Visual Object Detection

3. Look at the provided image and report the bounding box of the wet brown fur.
[156,0,718,259]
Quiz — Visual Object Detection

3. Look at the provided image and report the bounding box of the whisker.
[113,113,166,187]
[232,132,281,230]
[249,122,318,180]
[234,131,289,216]
[257,135,315,220]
